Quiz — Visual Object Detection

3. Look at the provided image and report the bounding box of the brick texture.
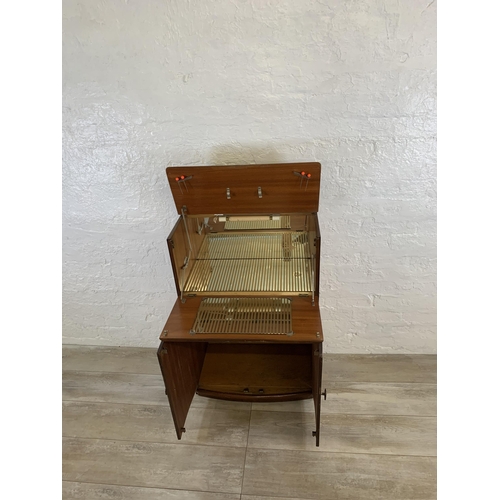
[62,0,436,353]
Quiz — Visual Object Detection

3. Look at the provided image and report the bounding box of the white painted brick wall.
[62,0,436,353]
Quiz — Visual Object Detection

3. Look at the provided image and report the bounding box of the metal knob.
[257,186,262,198]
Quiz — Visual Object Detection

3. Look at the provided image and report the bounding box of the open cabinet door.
[157,341,206,439]
[312,342,323,446]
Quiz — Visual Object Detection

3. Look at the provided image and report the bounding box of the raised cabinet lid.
[166,162,321,215]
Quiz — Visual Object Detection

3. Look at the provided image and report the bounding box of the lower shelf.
[197,343,313,401]
[197,388,313,403]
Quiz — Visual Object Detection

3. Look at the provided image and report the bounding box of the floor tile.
[324,354,437,383]
[63,401,250,447]
[63,345,158,374]
[62,371,167,406]
[63,437,245,494]
[252,382,436,416]
[248,411,436,455]
[242,496,314,500]
[324,382,437,416]
[242,448,436,499]
[63,482,241,499]
[251,399,314,414]
[191,394,252,411]
[62,371,251,410]
[61,347,437,499]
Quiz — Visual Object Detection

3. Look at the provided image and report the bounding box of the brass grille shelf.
[190,297,293,335]
[185,259,312,294]
[197,232,308,260]
[224,216,291,230]
[183,232,313,295]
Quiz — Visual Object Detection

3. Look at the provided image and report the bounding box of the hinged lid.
[166,162,321,215]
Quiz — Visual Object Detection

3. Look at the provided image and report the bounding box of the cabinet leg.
[312,428,320,446]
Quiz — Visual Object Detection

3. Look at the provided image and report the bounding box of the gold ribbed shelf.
[197,232,309,260]
[224,216,291,230]
[191,298,292,335]
[184,231,313,295]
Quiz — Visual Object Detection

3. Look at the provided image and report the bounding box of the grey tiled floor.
[63,346,436,499]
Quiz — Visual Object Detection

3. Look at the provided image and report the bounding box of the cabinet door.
[312,342,323,446]
[157,341,206,439]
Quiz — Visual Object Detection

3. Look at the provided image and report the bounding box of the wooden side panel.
[166,163,321,215]
[308,213,321,298]
[157,341,207,439]
[167,215,205,297]
[166,217,183,296]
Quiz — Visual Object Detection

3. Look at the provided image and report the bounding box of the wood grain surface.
[157,341,206,438]
[62,346,436,500]
[242,448,436,499]
[63,438,246,494]
[62,345,159,374]
[324,354,437,383]
[198,343,312,395]
[166,163,321,215]
[161,296,323,342]
[63,401,250,447]
[248,411,436,455]
[63,482,241,500]
[62,369,251,410]
[251,382,436,416]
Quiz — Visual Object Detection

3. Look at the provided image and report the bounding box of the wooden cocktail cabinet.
[157,163,325,445]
